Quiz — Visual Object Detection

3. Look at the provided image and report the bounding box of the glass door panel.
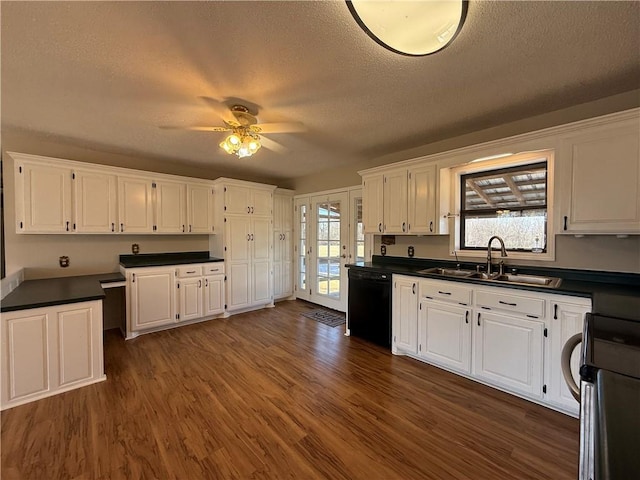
[310,193,348,311]
[295,198,310,301]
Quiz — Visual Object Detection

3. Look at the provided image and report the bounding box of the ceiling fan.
[161,98,306,157]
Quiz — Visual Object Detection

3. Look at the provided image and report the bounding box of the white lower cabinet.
[418,300,471,374]
[391,275,591,416]
[547,296,591,414]
[125,263,225,338]
[473,310,544,398]
[1,300,105,410]
[391,275,418,354]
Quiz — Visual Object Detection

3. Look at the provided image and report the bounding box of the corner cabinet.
[391,274,591,417]
[1,300,105,411]
[558,112,640,234]
[210,179,276,313]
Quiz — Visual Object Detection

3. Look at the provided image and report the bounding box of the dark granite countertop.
[348,256,640,320]
[119,251,224,268]
[1,272,125,313]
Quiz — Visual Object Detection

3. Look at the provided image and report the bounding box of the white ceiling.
[2,1,639,183]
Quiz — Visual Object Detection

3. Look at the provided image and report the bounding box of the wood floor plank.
[1,300,579,479]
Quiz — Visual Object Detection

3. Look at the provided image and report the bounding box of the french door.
[295,188,364,313]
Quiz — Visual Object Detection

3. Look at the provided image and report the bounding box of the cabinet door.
[418,301,471,374]
[187,184,214,233]
[16,162,72,233]
[226,263,251,311]
[118,177,154,233]
[408,164,437,234]
[383,170,408,233]
[251,217,272,303]
[226,216,251,263]
[204,275,224,316]
[362,174,384,234]
[251,189,273,217]
[474,311,544,397]
[155,180,186,233]
[560,121,640,233]
[392,277,418,354]
[129,269,175,330]
[1,312,50,404]
[273,234,284,298]
[177,277,203,322]
[74,170,117,233]
[225,185,252,215]
[55,304,101,388]
[548,300,590,414]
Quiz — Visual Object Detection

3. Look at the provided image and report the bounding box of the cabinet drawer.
[175,266,203,278]
[420,280,472,306]
[203,263,225,276]
[476,289,545,318]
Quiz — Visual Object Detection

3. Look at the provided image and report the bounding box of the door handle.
[554,304,558,319]
[120,223,124,232]
[499,300,517,307]
[477,313,481,326]
[205,279,208,287]
[189,225,192,233]
[402,222,406,232]
[341,254,347,258]
[198,280,202,288]
[378,223,382,233]
[429,221,433,232]
[66,221,69,231]
[465,311,469,324]
[132,273,136,283]
[247,234,250,241]
[250,234,254,241]
[111,222,115,232]
[247,206,251,214]
[412,283,416,295]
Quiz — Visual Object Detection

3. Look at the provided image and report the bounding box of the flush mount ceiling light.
[346,0,468,56]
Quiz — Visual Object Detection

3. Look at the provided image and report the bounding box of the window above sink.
[447,150,556,262]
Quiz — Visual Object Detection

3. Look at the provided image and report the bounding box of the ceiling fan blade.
[199,96,236,123]
[256,122,307,134]
[259,136,288,153]
[159,125,230,132]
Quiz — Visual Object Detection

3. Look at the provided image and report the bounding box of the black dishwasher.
[348,269,391,348]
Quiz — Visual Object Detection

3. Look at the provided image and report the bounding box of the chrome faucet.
[487,236,508,275]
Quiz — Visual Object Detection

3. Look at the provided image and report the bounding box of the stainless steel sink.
[417,267,477,278]
[492,273,562,288]
[417,267,562,288]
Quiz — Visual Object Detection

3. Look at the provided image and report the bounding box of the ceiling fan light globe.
[248,139,260,154]
[220,140,234,154]
[228,133,241,146]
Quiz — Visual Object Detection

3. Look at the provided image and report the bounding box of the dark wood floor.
[1,300,579,479]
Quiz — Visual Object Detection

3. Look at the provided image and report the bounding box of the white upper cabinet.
[408,164,437,234]
[15,159,72,233]
[154,180,186,234]
[224,184,272,216]
[73,169,118,233]
[362,174,384,234]
[383,169,409,234]
[118,176,154,233]
[558,115,640,234]
[187,183,214,234]
[361,164,438,235]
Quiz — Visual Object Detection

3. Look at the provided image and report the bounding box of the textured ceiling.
[2,1,639,182]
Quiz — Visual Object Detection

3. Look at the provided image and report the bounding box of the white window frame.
[449,150,556,262]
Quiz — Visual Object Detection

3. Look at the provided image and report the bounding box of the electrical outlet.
[381,245,386,256]
[59,256,70,268]
[132,243,140,254]
[408,246,415,257]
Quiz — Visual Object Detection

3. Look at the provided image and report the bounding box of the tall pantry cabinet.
[210,179,276,313]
